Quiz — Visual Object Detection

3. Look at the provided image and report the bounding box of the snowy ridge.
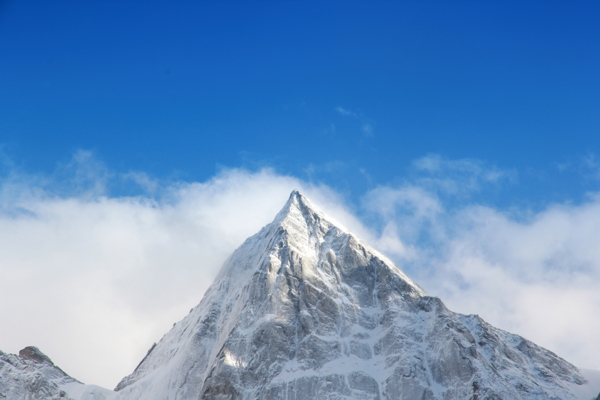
[0,347,112,400]
[2,191,599,399]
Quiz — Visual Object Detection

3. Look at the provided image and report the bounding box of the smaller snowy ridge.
[0,347,113,400]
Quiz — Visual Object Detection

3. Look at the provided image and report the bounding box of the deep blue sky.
[1,0,599,206]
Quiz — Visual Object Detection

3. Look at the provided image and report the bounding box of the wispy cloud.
[556,152,600,183]
[410,153,517,195]
[362,123,374,137]
[303,161,348,181]
[335,106,375,137]
[335,106,357,117]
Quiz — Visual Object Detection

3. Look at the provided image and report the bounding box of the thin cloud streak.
[335,106,375,138]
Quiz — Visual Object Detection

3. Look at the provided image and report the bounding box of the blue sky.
[2,0,600,206]
[2,0,600,389]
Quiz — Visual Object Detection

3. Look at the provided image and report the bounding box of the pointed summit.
[277,190,323,217]
[272,189,319,227]
[272,190,334,233]
[268,190,343,264]
[284,189,305,209]
[113,192,592,400]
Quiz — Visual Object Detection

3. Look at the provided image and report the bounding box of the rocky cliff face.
[112,191,590,400]
[0,346,112,400]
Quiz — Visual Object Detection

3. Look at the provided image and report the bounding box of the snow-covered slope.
[0,346,113,400]
[112,190,599,400]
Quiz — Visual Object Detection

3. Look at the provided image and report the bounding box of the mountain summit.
[112,191,591,399]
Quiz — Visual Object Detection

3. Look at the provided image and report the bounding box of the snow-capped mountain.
[0,346,112,400]
[111,190,597,399]
[2,190,599,399]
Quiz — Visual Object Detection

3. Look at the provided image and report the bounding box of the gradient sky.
[1,0,600,390]
[2,0,600,205]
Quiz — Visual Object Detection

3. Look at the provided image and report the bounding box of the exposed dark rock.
[19,346,54,365]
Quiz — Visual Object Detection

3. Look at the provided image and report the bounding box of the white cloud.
[0,159,371,389]
[363,159,600,372]
[426,201,600,371]
[1,151,599,392]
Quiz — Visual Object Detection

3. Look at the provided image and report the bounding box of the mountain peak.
[112,191,593,400]
[272,190,351,243]
[273,190,324,225]
[289,189,302,201]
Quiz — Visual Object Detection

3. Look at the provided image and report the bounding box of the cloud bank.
[363,156,600,373]
[0,155,369,388]
[0,152,599,389]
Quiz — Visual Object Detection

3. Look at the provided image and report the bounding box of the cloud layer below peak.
[1,152,599,388]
